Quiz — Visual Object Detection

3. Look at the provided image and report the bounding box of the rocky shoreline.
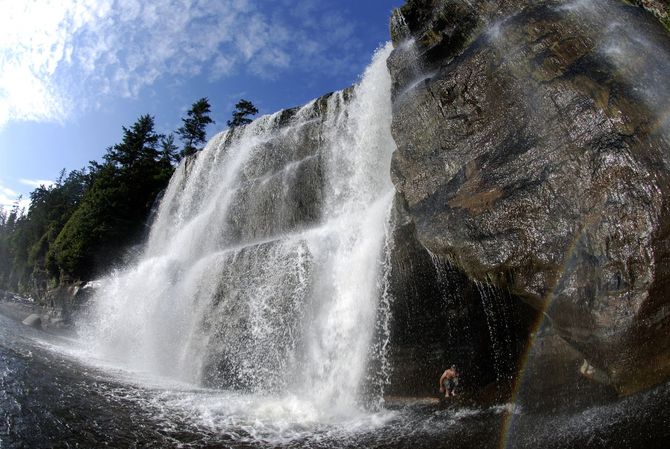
[0,291,39,324]
[0,285,95,332]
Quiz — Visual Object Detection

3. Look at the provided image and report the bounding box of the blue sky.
[0,0,403,211]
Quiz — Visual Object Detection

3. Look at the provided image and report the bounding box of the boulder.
[22,313,42,328]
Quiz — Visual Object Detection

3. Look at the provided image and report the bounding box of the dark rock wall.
[388,0,670,395]
[385,197,538,400]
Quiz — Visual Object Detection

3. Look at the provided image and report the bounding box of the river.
[3,309,670,448]
[0,310,506,448]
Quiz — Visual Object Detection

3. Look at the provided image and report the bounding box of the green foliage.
[0,210,9,287]
[104,114,161,168]
[227,99,258,128]
[50,115,173,281]
[177,97,214,158]
[0,171,92,292]
[0,202,22,288]
[0,97,216,293]
[160,133,181,164]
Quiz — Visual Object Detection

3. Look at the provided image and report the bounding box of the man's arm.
[439,371,447,392]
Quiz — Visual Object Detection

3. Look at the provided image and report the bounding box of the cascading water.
[79,43,397,421]
[475,280,514,390]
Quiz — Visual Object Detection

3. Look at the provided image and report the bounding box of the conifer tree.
[159,133,180,164]
[51,114,174,282]
[104,114,161,169]
[227,99,258,128]
[177,97,214,158]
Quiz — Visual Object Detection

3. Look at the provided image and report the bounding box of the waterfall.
[79,43,396,416]
[475,280,514,390]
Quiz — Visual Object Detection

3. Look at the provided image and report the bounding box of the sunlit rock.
[389,0,670,394]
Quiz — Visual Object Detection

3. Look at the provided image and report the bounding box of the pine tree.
[104,114,161,169]
[6,197,23,230]
[227,99,258,128]
[177,97,214,158]
[51,114,174,282]
[159,133,180,164]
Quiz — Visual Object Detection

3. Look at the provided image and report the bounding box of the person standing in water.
[439,365,459,399]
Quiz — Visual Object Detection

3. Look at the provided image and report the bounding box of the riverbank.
[0,291,38,324]
[0,290,80,340]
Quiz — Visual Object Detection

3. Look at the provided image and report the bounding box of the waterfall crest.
[81,43,396,415]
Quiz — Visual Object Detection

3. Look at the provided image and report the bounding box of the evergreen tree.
[0,209,11,288]
[5,197,23,230]
[50,114,175,282]
[177,97,214,158]
[0,104,206,290]
[159,133,181,164]
[104,114,162,169]
[227,99,258,128]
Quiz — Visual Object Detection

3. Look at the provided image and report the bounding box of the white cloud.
[0,179,55,214]
[0,184,17,199]
[0,0,94,127]
[0,182,29,213]
[0,0,368,128]
[19,178,55,189]
[210,55,236,80]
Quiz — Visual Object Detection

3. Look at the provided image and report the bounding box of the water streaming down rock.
[80,43,397,415]
[420,249,521,398]
[474,281,514,390]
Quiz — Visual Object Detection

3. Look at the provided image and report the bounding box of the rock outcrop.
[41,282,98,328]
[385,197,537,399]
[22,313,42,328]
[629,0,670,31]
[389,0,670,394]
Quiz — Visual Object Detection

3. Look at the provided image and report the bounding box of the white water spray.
[80,43,397,421]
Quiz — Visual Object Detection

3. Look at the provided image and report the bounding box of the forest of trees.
[0,98,258,297]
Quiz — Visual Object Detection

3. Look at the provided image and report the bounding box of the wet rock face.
[384,198,539,400]
[389,0,670,393]
[43,282,95,328]
[629,0,670,31]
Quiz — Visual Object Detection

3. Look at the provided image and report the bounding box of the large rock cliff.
[388,0,670,395]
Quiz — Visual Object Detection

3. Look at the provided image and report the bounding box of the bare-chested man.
[439,365,459,399]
